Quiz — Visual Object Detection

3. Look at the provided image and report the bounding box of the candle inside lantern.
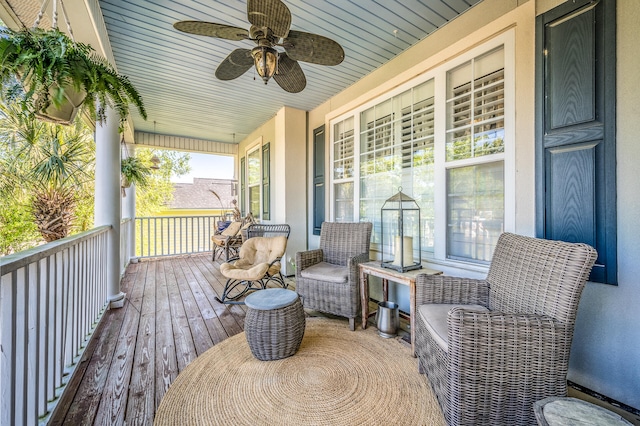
[392,236,414,267]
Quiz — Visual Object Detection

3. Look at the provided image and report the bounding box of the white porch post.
[123,143,137,259]
[95,106,125,308]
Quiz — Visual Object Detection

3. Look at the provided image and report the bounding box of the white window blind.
[446,47,505,162]
[333,117,355,221]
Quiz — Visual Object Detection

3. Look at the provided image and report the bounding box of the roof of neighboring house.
[169,178,236,210]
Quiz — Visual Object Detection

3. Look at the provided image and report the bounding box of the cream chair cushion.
[417,304,489,351]
[300,262,348,284]
[222,221,242,237]
[212,221,243,245]
[220,236,288,280]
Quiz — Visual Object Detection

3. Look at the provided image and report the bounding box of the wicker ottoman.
[244,288,306,361]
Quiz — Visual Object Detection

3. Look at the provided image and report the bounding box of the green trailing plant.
[0,27,147,124]
[121,156,151,188]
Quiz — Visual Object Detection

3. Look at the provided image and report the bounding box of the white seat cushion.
[418,303,489,352]
[300,262,348,284]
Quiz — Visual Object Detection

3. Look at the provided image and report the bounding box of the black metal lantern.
[380,187,422,272]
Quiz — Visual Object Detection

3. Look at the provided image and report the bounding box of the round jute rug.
[155,317,445,426]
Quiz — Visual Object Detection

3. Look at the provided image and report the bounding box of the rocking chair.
[215,224,290,305]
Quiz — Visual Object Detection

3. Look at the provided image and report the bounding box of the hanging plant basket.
[121,176,132,189]
[19,70,88,125]
[33,83,87,125]
[121,156,151,191]
[14,65,85,124]
[0,27,146,125]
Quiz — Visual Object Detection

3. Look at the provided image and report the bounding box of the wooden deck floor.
[46,253,640,425]
[48,253,296,426]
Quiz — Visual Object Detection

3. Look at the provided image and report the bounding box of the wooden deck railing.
[135,215,224,258]
[0,215,224,424]
[0,226,110,426]
[121,217,134,274]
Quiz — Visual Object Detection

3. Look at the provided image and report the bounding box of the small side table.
[534,397,633,426]
[244,288,305,361]
[359,261,442,355]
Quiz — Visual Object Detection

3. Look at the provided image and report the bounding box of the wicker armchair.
[415,232,597,426]
[295,222,372,331]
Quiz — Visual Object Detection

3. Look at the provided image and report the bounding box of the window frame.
[328,30,515,269]
[245,138,263,220]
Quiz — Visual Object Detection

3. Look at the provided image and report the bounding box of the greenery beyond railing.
[0,226,110,425]
[135,215,226,258]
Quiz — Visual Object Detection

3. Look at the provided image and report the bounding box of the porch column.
[95,106,125,308]
[122,143,137,260]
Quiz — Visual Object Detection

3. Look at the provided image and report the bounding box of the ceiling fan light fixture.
[251,46,278,84]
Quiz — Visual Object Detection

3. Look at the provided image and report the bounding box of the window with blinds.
[446,47,505,162]
[247,146,261,218]
[358,80,436,250]
[329,33,512,267]
[333,118,354,180]
[446,47,505,262]
[401,82,435,170]
[333,117,355,221]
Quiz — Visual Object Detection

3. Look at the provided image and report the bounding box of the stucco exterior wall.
[237,106,307,276]
[305,0,640,410]
[567,0,640,409]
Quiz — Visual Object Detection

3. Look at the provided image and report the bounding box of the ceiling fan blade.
[273,53,306,93]
[215,49,254,80]
[173,21,249,41]
[247,0,291,39]
[283,30,345,66]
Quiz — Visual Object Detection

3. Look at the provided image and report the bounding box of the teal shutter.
[262,143,270,220]
[535,0,616,284]
[313,126,325,235]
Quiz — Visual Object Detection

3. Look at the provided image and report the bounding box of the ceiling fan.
[173,0,344,93]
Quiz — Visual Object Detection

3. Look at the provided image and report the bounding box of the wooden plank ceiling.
[99,0,481,144]
[3,0,482,145]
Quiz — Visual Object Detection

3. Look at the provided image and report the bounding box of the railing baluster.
[27,262,37,425]
[53,252,61,397]
[18,266,27,423]
[45,256,54,410]
[195,217,198,252]
[36,259,46,421]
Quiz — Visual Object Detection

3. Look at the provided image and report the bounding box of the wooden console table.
[359,261,442,354]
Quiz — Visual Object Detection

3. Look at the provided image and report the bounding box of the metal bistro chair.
[216,224,291,305]
[414,232,597,426]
